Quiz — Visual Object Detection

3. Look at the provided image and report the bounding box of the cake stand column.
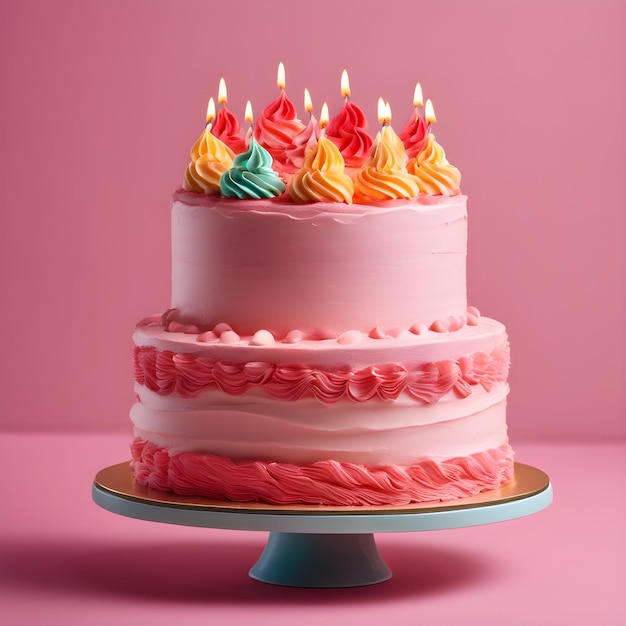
[249,532,392,587]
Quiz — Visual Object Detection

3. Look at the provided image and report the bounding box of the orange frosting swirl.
[354,126,420,201]
[407,133,461,196]
[183,128,235,194]
[287,135,354,204]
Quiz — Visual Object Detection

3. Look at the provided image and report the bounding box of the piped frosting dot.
[250,329,275,346]
[219,330,240,344]
[337,330,364,345]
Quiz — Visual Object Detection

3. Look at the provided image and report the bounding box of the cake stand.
[92,462,552,588]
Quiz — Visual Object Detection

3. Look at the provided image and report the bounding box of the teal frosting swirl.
[220,138,286,199]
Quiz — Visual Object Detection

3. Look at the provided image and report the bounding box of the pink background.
[1,0,624,440]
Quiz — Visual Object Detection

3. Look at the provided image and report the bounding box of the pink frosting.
[281,116,321,175]
[131,438,514,506]
[399,110,428,159]
[133,343,509,403]
[325,101,374,168]
[212,106,246,155]
[253,90,305,168]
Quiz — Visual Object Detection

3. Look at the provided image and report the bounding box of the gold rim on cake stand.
[93,461,552,588]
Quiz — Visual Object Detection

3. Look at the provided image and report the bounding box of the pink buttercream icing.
[253,90,305,170]
[281,115,321,175]
[133,343,510,403]
[325,101,374,168]
[212,106,246,155]
[399,110,428,159]
[131,438,514,506]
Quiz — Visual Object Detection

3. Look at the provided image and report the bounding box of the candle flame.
[425,98,436,124]
[244,100,253,124]
[377,97,386,124]
[320,102,329,128]
[341,69,351,98]
[386,101,392,123]
[413,82,423,108]
[304,88,313,113]
[218,78,227,104]
[206,97,216,123]
[277,62,286,89]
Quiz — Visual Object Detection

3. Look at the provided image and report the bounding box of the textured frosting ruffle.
[354,126,420,201]
[407,133,461,196]
[399,110,428,159]
[220,138,285,199]
[325,101,374,168]
[183,129,235,194]
[131,439,515,506]
[212,106,246,154]
[254,90,305,167]
[287,136,354,204]
[133,342,510,403]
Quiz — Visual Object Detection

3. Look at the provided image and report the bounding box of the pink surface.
[1,433,625,625]
[1,1,625,438]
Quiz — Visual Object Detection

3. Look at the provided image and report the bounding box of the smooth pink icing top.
[170,190,468,337]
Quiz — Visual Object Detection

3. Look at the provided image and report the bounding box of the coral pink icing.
[325,101,374,168]
[133,343,509,403]
[212,106,246,154]
[399,110,428,159]
[131,438,514,506]
[253,90,304,169]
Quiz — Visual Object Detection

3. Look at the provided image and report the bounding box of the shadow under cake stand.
[92,461,552,588]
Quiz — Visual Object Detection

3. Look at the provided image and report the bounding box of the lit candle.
[413,83,424,111]
[425,98,436,131]
[341,69,350,102]
[377,97,389,128]
[244,100,253,144]
[304,88,313,119]
[218,77,227,106]
[277,61,286,91]
[320,101,329,136]
[205,97,216,130]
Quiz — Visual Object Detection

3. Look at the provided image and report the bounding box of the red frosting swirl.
[325,101,374,168]
[399,110,428,159]
[254,90,305,169]
[212,106,246,154]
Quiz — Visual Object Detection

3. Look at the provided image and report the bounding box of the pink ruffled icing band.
[133,343,510,403]
[131,439,514,506]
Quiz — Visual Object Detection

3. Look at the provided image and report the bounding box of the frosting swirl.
[354,126,420,201]
[254,90,305,168]
[220,137,286,199]
[282,116,320,175]
[183,128,235,194]
[325,101,374,168]
[287,135,354,204]
[407,133,461,196]
[212,106,246,154]
[399,110,428,159]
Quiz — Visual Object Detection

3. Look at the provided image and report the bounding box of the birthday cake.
[130,68,514,506]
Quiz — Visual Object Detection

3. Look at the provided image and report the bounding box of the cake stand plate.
[92,462,552,588]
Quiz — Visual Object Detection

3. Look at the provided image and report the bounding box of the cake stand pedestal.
[92,462,552,588]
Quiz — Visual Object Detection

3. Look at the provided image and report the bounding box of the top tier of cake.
[166,71,467,340]
[170,190,468,338]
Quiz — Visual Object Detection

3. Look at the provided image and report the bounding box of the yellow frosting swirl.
[287,136,354,204]
[354,126,420,201]
[183,128,235,194]
[407,133,461,196]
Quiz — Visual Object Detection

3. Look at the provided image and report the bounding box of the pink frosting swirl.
[282,116,321,175]
[254,90,305,169]
[133,343,510,403]
[212,106,246,154]
[131,439,515,506]
[399,110,428,159]
[325,101,374,168]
